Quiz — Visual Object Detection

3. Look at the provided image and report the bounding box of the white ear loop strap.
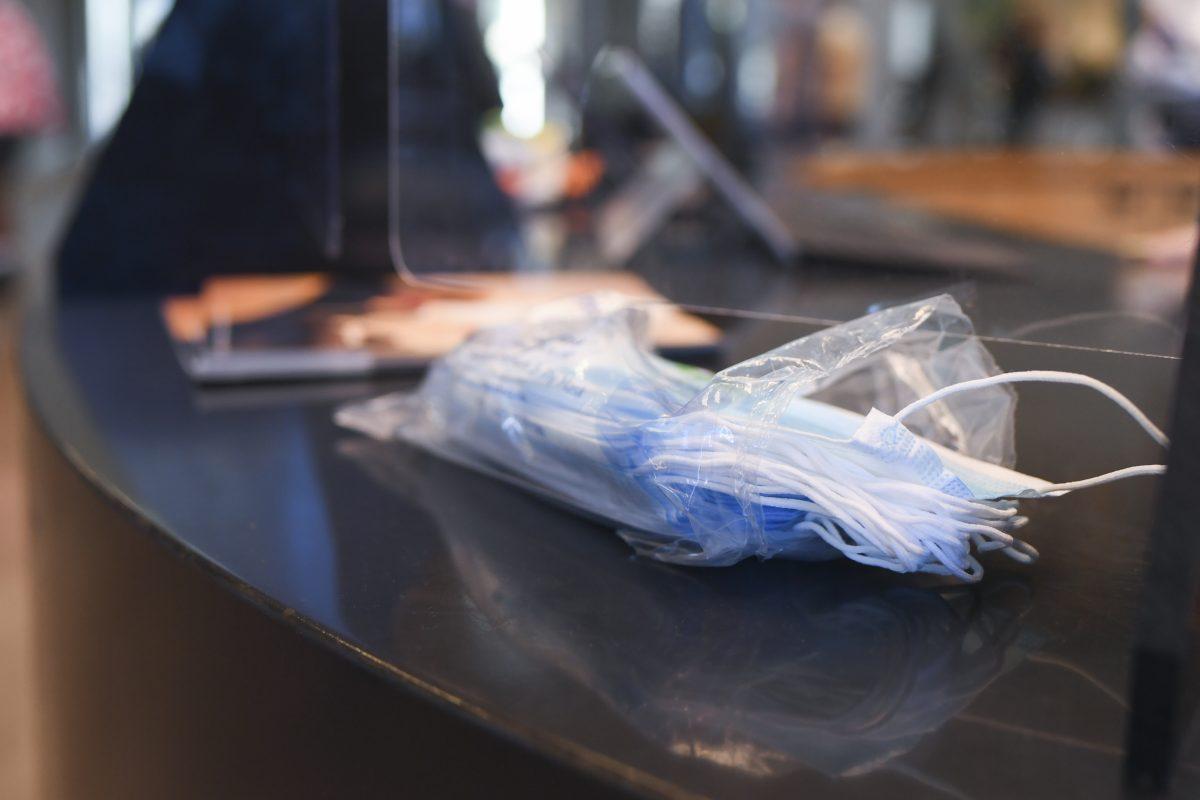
[893,370,1169,493]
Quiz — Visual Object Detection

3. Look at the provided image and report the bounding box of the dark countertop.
[21,290,1197,799]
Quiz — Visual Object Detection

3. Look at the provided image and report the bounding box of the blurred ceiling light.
[483,0,546,138]
[738,44,777,119]
[86,0,176,141]
[888,0,934,81]
[85,0,133,140]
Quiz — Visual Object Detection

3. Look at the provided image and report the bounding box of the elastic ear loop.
[893,370,1169,494]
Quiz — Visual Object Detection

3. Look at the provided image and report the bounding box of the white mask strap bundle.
[893,370,1169,494]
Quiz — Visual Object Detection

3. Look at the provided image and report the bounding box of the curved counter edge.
[19,302,655,800]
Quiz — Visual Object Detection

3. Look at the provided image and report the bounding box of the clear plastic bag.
[337,292,1026,578]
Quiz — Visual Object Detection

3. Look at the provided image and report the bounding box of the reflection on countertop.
[341,438,1034,782]
[28,296,1185,799]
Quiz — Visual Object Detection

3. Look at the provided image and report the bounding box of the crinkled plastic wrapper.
[337,293,1018,577]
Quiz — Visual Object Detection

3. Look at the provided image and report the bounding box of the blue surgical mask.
[337,293,1167,582]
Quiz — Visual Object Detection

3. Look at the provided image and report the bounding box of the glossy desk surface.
[21,287,1196,799]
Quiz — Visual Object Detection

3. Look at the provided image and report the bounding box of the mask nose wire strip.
[893,370,1169,492]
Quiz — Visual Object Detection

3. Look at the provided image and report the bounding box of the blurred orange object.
[162,274,332,342]
[564,150,605,198]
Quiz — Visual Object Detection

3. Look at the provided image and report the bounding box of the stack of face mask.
[337,293,1167,581]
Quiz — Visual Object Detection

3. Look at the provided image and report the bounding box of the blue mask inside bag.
[337,293,1167,582]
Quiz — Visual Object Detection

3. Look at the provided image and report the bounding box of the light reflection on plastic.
[738,44,777,118]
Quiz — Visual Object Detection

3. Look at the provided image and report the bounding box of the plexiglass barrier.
[383,0,1198,363]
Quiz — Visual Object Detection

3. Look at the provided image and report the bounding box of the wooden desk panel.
[798,151,1200,257]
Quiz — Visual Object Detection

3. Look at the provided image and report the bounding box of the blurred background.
[2,0,1198,307]
[2,1,1199,797]
[2,0,1199,282]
